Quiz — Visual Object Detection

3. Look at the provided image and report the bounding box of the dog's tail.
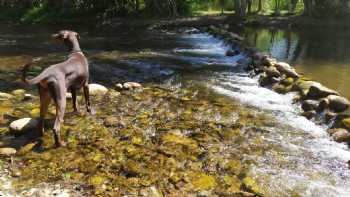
[21,59,47,85]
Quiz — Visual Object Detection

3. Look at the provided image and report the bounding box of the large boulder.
[88,84,109,96]
[274,62,299,79]
[9,118,38,135]
[330,128,350,143]
[326,95,350,112]
[306,82,339,100]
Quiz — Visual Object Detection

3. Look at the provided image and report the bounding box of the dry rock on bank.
[88,84,109,96]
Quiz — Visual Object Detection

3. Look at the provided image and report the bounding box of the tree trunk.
[290,0,298,13]
[247,0,252,14]
[256,0,263,13]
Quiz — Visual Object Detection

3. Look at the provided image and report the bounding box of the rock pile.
[203,25,350,144]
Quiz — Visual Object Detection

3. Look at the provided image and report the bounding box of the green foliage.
[0,0,350,22]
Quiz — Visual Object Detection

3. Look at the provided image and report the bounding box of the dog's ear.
[75,32,80,40]
[62,31,69,39]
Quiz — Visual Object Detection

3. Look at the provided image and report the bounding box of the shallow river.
[0,24,350,196]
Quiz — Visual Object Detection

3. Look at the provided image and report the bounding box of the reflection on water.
[243,27,350,99]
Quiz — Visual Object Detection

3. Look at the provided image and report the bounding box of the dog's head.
[52,30,80,43]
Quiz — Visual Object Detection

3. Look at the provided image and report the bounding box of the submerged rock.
[88,84,108,96]
[9,118,38,134]
[11,89,26,100]
[326,95,350,112]
[0,92,14,100]
[225,50,239,57]
[301,110,316,120]
[0,147,16,156]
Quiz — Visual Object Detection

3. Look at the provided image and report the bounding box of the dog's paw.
[55,141,67,148]
[71,110,82,116]
[88,108,96,116]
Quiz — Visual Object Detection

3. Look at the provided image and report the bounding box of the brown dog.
[22,30,93,147]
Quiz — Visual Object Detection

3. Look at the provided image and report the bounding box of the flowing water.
[0,24,350,196]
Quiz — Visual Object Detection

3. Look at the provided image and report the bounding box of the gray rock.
[274,62,299,79]
[326,95,350,112]
[261,57,277,67]
[88,84,108,96]
[317,98,330,111]
[306,83,340,100]
[325,111,337,122]
[264,66,281,78]
[123,82,142,90]
[330,128,350,143]
[9,118,38,134]
[301,100,319,112]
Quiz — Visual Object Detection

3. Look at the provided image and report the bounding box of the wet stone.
[9,118,38,135]
[331,128,350,143]
[301,100,319,112]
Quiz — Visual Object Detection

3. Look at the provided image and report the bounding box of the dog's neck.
[65,37,82,53]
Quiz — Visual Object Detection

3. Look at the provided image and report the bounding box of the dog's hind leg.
[71,88,79,113]
[83,82,94,115]
[49,81,67,147]
[38,86,51,137]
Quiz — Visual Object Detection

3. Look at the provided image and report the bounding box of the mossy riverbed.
[0,85,272,196]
